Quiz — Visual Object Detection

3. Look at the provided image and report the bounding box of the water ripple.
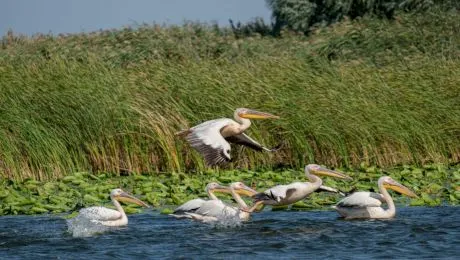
[0,206,458,259]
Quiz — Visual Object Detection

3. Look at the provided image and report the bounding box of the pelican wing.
[79,206,122,221]
[253,184,296,203]
[173,198,207,214]
[194,199,238,218]
[186,118,234,166]
[336,192,386,208]
[225,133,282,152]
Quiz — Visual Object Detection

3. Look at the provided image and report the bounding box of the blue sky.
[1,0,272,36]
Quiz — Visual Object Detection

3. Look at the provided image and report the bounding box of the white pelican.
[180,182,258,223]
[171,182,232,216]
[176,108,280,166]
[333,176,417,219]
[247,164,352,211]
[78,188,149,226]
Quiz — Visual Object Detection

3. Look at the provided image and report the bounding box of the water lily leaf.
[160,208,174,214]
[83,194,100,204]
[30,207,49,214]
[271,205,289,211]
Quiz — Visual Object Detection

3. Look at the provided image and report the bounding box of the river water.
[0,206,458,259]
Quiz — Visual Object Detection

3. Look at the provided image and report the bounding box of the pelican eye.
[226,149,230,154]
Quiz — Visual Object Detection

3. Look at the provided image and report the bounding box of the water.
[0,206,458,259]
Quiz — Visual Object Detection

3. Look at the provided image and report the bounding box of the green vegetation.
[265,0,459,35]
[0,7,459,181]
[0,164,458,216]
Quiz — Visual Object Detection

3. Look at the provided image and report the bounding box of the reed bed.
[0,9,459,180]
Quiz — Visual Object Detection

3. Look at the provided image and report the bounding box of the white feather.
[336,192,386,208]
[79,206,122,221]
[186,118,234,166]
[257,182,319,206]
[173,198,207,213]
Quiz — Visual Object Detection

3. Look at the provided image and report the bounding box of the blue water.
[0,206,458,259]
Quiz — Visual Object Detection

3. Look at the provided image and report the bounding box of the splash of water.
[66,214,111,238]
[209,214,243,229]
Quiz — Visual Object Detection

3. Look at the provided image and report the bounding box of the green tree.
[265,0,438,35]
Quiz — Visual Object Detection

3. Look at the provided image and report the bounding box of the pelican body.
[250,164,352,209]
[179,182,258,223]
[78,188,149,227]
[172,182,230,215]
[334,176,417,219]
[176,108,280,166]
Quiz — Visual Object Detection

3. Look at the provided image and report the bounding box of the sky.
[1,0,272,36]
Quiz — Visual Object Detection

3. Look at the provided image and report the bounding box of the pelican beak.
[212,184,231,194]
[239,109,280,119]
[236,185,258,197]
[117,192,150,208]
[384,180,418,198]
[313,166,353,180]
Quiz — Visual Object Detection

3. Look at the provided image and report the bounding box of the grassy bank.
[1,9,460,180]
[0,164,458,216]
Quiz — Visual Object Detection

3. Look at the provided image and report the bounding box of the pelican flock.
[68,107,418,232]
[176,108,280,166]
[77,188,149,226]
[333,176,418,219]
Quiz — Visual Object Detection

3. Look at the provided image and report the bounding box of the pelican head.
[305,164,353,180]
[381,176,418,198]
[110,188,150,208]
[235,108,280,120]
[230,181,258,197]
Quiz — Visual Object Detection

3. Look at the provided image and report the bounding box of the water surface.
[0,206,458,259]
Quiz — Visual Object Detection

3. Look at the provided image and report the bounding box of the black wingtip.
[251,192,270,202]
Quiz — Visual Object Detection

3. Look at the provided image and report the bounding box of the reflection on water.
[0,206,458,259]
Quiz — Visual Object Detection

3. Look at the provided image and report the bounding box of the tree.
[265,0,437,35]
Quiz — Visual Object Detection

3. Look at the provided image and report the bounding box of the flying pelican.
[78,188,149,227]
[333,176,417,219]
[171,182,234,216]
[176,108,280,166]
[181,182,258,223]
[246,164,352,211]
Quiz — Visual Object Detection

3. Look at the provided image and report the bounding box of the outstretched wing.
[225,133,282,152]
[186,119,234,166]
[336,192,386,208]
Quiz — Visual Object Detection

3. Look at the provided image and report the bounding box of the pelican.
[333,176,417,219]
[247,164,352,211]
[78,188,149,226]
[171,182,233,216]
[181,182,258,223]
[176,108,280,166]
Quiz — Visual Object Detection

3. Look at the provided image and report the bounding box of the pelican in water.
[179,182,258,223]
[247,164,352,211]
[333,176,417,219]
[78,188,149,226]
[171,182,235,216]
[176,108,280,166]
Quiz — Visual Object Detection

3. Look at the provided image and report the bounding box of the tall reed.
[0,9,459,180]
